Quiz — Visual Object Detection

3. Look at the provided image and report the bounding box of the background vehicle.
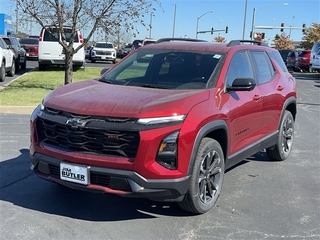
[90,42,116,63]
[3,36,26,72]
[19,37,39,60]
[294,50,311,72]
[311,49,320,72]
[278,49,291,65]
[0,37,15,82]
[38,26,85,70]
[286,50,299,71]
[30,39,297,214]
[85,46,93,59]
[309,42,320,72]
[132,39,143,50]
[142,38,157,46]
[117,43,132,58]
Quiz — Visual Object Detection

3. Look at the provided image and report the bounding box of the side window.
[249,51,275,84]
[269,51,288,72]
[0,39,5,48]
[226,51,253,87]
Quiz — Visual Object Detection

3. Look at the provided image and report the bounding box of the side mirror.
[226,78,256,92]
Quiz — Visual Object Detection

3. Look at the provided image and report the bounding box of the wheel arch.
[187,120,228,176]
[280,96,297,127]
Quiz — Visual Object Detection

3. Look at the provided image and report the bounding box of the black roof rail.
[227,40,269,47]
[156,38,208,43]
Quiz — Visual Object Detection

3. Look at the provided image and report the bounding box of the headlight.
[137,114,185,125]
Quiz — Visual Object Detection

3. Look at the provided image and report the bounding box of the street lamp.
[196,10,214,39]
[149,12,154,38]
[250,3,288,40]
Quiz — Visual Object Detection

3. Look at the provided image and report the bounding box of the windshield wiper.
[140,84,167,89]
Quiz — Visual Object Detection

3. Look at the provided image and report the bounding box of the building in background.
[0,13,14,36]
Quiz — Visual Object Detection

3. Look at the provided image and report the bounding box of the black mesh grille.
[36,118,140,158]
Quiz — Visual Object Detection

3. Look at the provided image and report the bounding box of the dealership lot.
[0,74,319,239]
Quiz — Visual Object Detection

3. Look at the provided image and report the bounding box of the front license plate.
[60,163,89,185]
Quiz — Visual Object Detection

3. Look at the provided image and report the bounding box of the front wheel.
[178,138,225,214]
[266,110,294,161]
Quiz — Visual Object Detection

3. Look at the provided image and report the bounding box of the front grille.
[96,51,112,55]
[36,117,140,158]
[26,47,36,52]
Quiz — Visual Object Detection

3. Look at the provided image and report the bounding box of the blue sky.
[2,0,319,44]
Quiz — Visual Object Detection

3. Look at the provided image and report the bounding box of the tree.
[16,0,160,84]
[299,22,320,49]
[272,33,294,50]
[213,36,226,43]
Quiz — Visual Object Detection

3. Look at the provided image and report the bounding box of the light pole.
[172,4,177,38]
[251,3,288,40]
[196,10,214,39]
[149,12,154,38]
[289,16,295,38]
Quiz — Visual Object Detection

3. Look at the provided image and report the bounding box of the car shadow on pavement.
[0,148,193,221]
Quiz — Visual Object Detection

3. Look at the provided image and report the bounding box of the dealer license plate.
[60,162,89,185]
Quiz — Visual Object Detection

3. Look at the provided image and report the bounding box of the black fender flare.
[187,120,228,176]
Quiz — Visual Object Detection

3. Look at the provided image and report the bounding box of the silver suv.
[90,42,116,64]
[0,37,15,82]
[3,36,26,72]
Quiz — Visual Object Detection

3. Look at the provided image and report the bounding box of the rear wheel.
[38,63,46,71]
[178,138,225,214]
[21,58,27,70]
[266,110,294,161]
[0,63,5,82]
[7,59,15,77]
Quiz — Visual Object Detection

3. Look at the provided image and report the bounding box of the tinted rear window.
[43,28,79,42]
[20,38,39,45]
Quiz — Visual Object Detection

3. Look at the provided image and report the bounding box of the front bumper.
[30,153,190,202]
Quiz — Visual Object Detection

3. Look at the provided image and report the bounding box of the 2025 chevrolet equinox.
[30,39,297,214]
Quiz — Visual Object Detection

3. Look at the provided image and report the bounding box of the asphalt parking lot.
[0,72,319,239]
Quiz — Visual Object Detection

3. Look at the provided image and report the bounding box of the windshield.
[100,48,224,89]
[95,43,113,48]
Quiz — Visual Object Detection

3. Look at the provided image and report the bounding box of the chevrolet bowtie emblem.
[66,118,90,127]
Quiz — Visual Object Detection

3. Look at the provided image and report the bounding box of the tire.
[7,59,15,77]
[38,63,46,71]
[178,138,225,214]
[266,110,294,161]
[113,59,116,64]
[15,58,20,73]
[21,58,27,70]
[0,62,5,82]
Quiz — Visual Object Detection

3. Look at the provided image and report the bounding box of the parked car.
[0,36,15,82]
[309,42,320,72]
[132,39,143,50]
[38,25,85,70]
[19,37,39,60]
[117,44,132,58]
[294,50,311,72]
[278,49,291,65]
[30,38,297,214]
[142,38,157,46]
[310,49,320,72]
[3,36,26,72]
[286,50,299,71]
[85,45,93,59]
[90,42,116,63]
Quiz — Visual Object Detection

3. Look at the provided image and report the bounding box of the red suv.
[30,39,297,214]
[295,50,311,72]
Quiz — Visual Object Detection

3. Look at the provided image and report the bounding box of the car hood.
[43,79,209,118]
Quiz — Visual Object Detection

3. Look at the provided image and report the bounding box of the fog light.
[156,131,179,169]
